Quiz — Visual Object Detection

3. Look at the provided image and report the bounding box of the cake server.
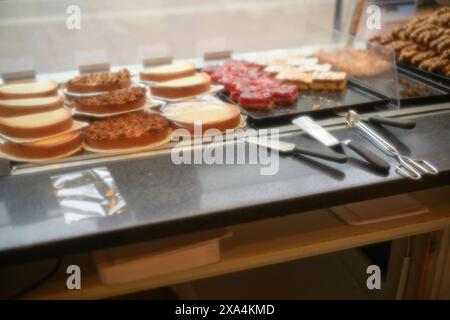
[292,116,390,173]
[243,137,347,163]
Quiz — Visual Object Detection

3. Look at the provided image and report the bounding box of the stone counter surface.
[1,108,450,264]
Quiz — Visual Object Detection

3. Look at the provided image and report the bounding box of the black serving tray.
[397,68,450,105]
[218,80,391,126]
[398,62,450,87]
[374,67,450,106]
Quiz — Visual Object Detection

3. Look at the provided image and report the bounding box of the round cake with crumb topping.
[84,111,170,149]
[66,69,131,93]
[71,87,147,114]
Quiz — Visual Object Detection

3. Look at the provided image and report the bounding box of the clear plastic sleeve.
[51,167,127,223]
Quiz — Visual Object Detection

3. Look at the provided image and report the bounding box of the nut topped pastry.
[71,87,147,114]
[66,69,131,93]
[84,111,170,149]
[370,9,450,77]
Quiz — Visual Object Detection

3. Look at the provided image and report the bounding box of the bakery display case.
[0,1,415,174]
[1,0,450,303]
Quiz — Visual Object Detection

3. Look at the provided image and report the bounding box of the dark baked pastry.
[71,87,147,114]
[437,39,450,53]
[428,58,449,73]
[419,57,440,70]
[411,51,436,65]
[399,49,418,63]
[443,49,450,59]
[85,111,170,149]
[66,69,131,93]
[370,9,450,77]
[430,35,448,50]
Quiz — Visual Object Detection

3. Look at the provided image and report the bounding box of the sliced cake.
[0,108,73,139]
[0,96,64,117]
[140,61,196,82]
[162,101,241,133]
[276,71,314,90]
[0,80,58,99]
[150,73,211,99]
[0,130,82,160]
[310,72,347,91]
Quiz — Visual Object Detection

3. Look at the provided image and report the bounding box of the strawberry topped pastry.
[203,60,299,111]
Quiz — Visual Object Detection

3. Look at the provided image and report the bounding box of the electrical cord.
[7,257,62,300]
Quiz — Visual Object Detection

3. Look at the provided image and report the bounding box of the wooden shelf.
[15,187,450,299]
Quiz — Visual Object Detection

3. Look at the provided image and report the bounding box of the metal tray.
[373,68,450,106]
[398,62,450,87]
[397,68,450,105]
[218,80,391,126]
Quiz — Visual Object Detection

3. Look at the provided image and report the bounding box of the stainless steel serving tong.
[346,110,438,180]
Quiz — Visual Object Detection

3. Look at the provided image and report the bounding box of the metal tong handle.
[400,156,438,176]
[355,121,438,176]
[396,155,422,180]
[346,111,436,180]
[352,119,400,157]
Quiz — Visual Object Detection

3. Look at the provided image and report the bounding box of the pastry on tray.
[315,47,392,77]
[238,89,275,111]
[269,84,300,104]
[162,101,241,133]
[66,69,131,93]
[140,61,196,82]
[84,111,170,149]
[310,72,347,91]
[276,71,314,90]
[0,108,73,139]
[70,87,147,114]
[150,73,211,99]
[0,130,82,160]
[0,80,58,99]
[203,60,299,111]
[370,8,450,77]
[0,95,64,117]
